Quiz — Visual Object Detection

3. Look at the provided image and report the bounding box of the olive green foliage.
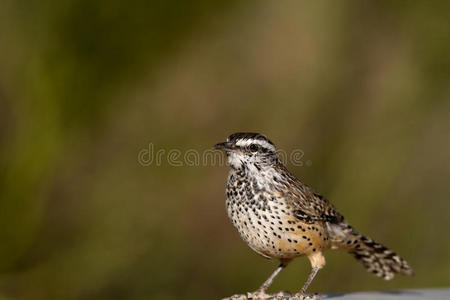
[0,1,449,299]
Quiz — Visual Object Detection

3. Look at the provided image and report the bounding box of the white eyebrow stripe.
[235,139,275,150]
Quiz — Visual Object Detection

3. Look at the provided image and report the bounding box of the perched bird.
[215,132,413,299]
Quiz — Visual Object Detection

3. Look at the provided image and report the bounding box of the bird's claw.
[222,289,271,300]
[222,289,286,299]
[223,290,320,299]
[292,292,321,300]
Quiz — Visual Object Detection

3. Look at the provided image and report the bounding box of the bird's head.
[214,132,279,170]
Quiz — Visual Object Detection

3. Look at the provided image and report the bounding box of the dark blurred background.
[0,1,449,299]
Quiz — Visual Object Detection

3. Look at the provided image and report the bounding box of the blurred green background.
[1,1,449,299]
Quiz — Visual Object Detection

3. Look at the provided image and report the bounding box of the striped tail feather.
[331,224,414,280]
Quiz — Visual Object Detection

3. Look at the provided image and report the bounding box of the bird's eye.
[249,144,259,152]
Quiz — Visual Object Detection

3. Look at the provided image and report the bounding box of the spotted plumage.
[215,132,413,299]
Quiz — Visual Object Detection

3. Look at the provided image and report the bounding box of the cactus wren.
[215,132,413,299]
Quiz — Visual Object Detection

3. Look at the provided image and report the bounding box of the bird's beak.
[214,141,232,150]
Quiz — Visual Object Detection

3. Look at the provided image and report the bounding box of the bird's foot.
[221,293,249,300]
[223,290,311,299]
[291,292,321,300]
[247,289,272,299]
[270,291,295,299]
[222,289,271,300]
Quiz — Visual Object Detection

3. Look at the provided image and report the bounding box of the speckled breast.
[225,171,331,259]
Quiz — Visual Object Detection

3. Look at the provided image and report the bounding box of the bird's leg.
[300,267,320,295]
[293,252,325,299]
[247,259,292,298]
[259,263,286,292]
[222,260,292,300]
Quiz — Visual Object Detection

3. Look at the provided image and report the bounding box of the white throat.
[227,152,244,169]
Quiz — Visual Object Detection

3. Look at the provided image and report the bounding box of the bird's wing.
[280,172,344,224]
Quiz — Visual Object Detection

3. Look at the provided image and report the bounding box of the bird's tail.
[333,225,414,280]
